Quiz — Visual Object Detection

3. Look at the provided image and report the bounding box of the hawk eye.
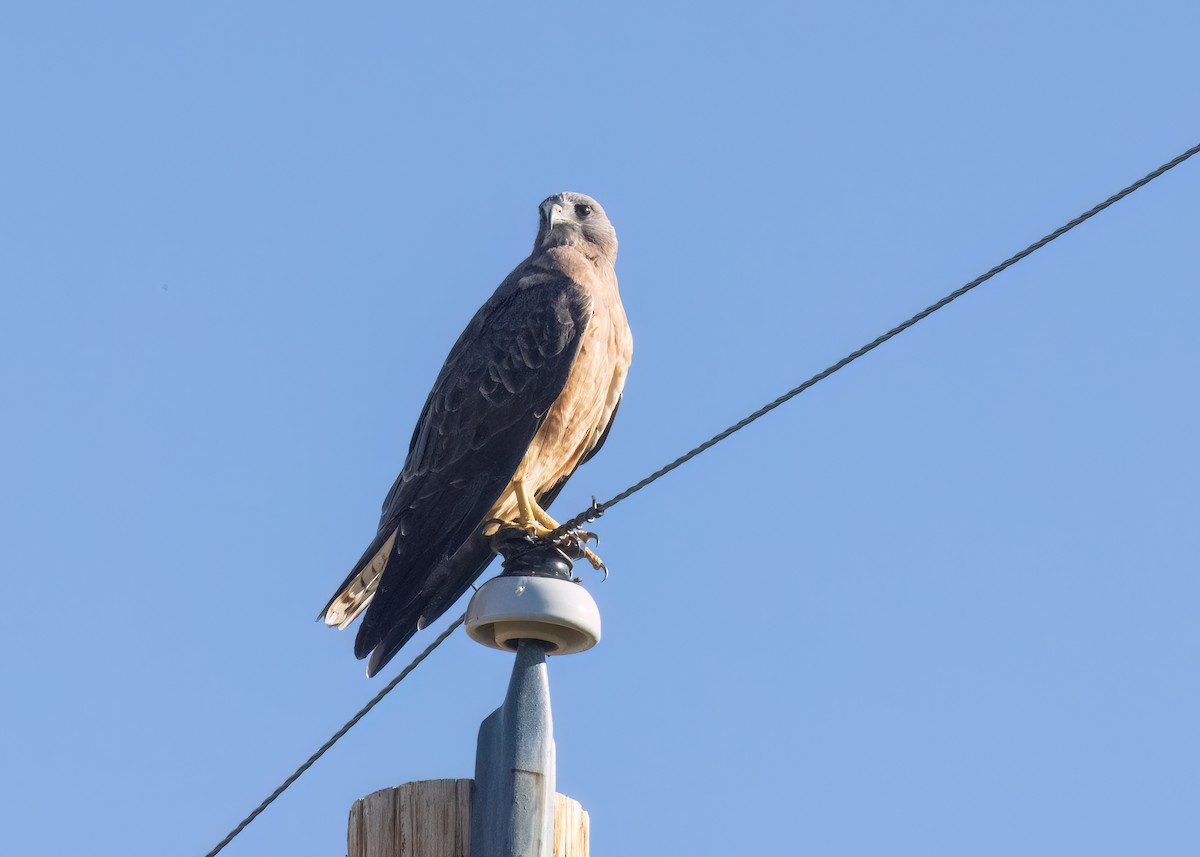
[574,203,592,218]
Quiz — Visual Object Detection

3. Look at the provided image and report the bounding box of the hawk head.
[536,192,617,262]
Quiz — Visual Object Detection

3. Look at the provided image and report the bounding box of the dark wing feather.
[366,380,625,675]
[352,268,593,668]
[364,531,494,676]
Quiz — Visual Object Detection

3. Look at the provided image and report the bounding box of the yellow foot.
[513,477,565,536]
[510,478,609,574]
[577,544,608,575]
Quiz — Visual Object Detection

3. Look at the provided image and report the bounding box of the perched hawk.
[321,192,632,676]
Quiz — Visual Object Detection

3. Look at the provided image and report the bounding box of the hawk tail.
[359,532,497,676]
[318,528,397,630]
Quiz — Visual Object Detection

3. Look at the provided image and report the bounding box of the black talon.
[540,524,608,579]
[550,532,589,562]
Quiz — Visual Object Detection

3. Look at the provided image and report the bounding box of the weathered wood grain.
[552,794,589,857]
[347,780,587,857]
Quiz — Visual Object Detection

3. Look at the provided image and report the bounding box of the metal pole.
[466,532,600,856]
[472,638,556,857]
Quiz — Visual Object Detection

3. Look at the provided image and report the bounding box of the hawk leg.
[511,478,606,572]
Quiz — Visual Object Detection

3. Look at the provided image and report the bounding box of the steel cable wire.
[204,613,466,857]
[550,141,1200,539]
[203,140,1198,856]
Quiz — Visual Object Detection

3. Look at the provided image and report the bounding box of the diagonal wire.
[203,613,466,857]
[203,139,1199,856]
[550,140,1200,539]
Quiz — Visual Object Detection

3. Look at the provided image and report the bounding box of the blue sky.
[2,2,1197,855]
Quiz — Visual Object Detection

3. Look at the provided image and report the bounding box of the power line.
[204,613,466,857]
[549,140,1200,540]
[203,140,1198,855]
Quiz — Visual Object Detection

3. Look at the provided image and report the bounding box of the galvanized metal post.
[472,639,556,857]
[465,533,601,857]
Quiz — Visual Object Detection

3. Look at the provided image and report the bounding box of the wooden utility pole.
[347,780,588,857]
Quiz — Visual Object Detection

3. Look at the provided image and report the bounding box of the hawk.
[320,192,632,676]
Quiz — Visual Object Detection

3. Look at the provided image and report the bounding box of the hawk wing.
[322,267,594,674]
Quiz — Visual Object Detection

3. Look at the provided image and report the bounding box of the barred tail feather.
[319,529,397,630]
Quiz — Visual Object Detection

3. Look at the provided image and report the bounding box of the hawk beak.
[548,204,564,231]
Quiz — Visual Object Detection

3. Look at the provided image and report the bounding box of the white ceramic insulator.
[465,575,601,655]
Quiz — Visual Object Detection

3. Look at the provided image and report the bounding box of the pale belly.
[487,297,631,524]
